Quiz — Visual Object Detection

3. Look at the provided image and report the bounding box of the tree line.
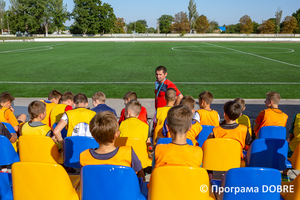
[0,0,299,35]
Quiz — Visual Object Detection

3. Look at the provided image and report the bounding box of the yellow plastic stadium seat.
[202,138,241,171]
[288,143,300,170]
[12,162,79,200]
[18,135,63,164]
[148,166,214,200]
[115,137,152,168]
[281,174,300,200]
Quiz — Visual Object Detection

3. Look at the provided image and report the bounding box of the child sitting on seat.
[234,98,252,137]
[253,92,288,137]
[0,92,27,134]
[208,101,251,156]
[153,105,203,168]
[21,101,52,137]
[80,111,143,174]
[119,100,149,142]
[40,90,62,127]
[196,91,220,126]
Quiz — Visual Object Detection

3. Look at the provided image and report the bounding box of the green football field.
[1,41,300,99]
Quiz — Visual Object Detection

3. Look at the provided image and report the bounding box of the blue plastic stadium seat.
[0,173,13,200]
[156,137,193,146]
[258,126,287,140]
[81,165,146,200]
[215,167,282,200]
[1,122,16,134]
[196,125,214,147]
[246,138,289,170]
[0,135,19,166]
[63,136,99,168]
[53,123,68,139]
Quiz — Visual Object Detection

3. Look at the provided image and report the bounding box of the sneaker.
[282,174,290,182]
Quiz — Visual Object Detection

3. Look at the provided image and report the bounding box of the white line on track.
[1,81,300,85]
[202,42,300,68]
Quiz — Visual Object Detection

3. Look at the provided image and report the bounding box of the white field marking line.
[171,46,294,54]
[1,81,300,85]
[0,43,65,54]
[202,42,300,68]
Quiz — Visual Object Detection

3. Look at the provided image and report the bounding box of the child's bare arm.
[53,119,67,146]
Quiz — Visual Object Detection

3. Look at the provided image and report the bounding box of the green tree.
[158,14,173,33]
[208,20,219,33]
[127,20,147,33]
[252,21,260,33]
[195,15,209,33]
[282,16,298,33]
[170,11,190,33]
[239,15,253,34]
[146,27,155,33]
[0,0,5,34]
[258,19,275,33]
[275,8,282,34]
[72,0,116,34]
[188,0,198,30]
[292,8,300,33]
[112,17,125,33]
[225,24,240,33]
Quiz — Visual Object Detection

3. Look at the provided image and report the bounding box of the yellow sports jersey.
[236,114,252,136]
[289,113,300,152]
[80,146,132,167]
[153,106,171,144]
[50,104,67,128]
[21,122,51,136]
[119,117,149,142]
[154,143,203,168]
[40,100,57,127]
[65,108,96,137]
[196,109,219,127]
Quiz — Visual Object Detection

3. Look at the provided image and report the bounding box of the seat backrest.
[18,135,60,164]
[81,165,145,200]
[12,162,79,200]
[258,126,287,140]
[288,142,300,170]
[0,172,13,200]
[2,122,16,133]
[0,135,19,166]
[53,123,68,139]
[156,138,193,146]
[196,125,214,147]
[148,166,213,200]
[64,136,99,168]
[246,138,288,170]
[217,167,282,200]
[115,137,151,169]
[202,138,241,171]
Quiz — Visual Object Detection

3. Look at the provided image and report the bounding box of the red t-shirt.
[155,79,181,109]
[118,106,148,125]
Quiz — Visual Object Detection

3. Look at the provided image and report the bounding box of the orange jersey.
[154,143,203,168]
[80,146,132,167]
[213,124,248,156]
[255,108,288,135]
[196,109,219,126]
[186,121,202,146]
[0,107,19,128]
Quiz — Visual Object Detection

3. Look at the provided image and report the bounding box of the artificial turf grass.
[1,42,300,98]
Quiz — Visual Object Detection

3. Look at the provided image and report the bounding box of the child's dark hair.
[234,98,245,110]
[167,105,193,134]
[89,111,119,145]
[48,90,62,101]
[0,92,15,108]
[165,88,176,101]
[61,91,74,102]
[180,95,195,111]
[155,66,167,73]
[223,101,242,120]
[199,91,213,105]
[28,101,46,121]
[74,93,88,104]
[123,91,137,101]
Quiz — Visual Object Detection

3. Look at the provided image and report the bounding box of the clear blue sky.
[5,0,300,28]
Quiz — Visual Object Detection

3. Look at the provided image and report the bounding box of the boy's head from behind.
[48,90,62,104]
[28,101,46,121]
[223,101,242,121]
[61,91,74,106]
[179,95,196,113]
[0,92,15,108]
[125,100,141,118]
[199,91,213,108]
[167,105,193,135]
[265,92,281,106]
[165,88,176,102]
[90,111,119,145]
[92,92,106,107]
[74,93,88,107]
[123,91,137,105]
[234,98,245,111]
